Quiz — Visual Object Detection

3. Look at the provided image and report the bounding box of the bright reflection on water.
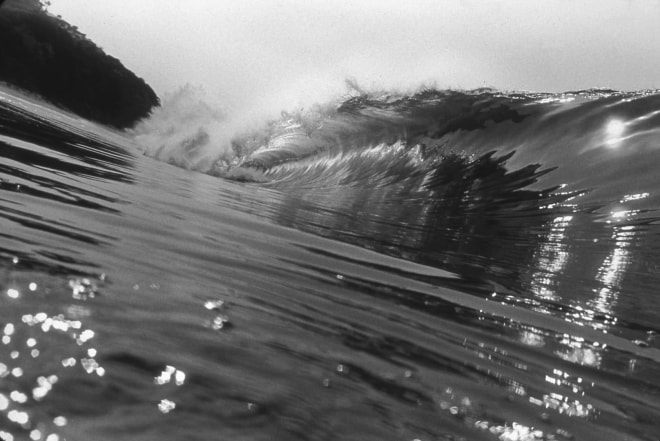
[0,271,107,440]
[589,226,634,323]
[605,119,626,146]
[529,215,573,303]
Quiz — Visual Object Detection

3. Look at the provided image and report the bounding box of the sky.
[47,0,660,117]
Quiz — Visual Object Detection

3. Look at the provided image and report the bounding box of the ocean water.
[1,85,660,441]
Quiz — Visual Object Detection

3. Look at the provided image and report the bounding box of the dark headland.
[0,0,159,128]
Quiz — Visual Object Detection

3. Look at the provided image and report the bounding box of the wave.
[129,85,231,170]
[3,81,660,441]
[123,85,660,322]
[130,85,660,217]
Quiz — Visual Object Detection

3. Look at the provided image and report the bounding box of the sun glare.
[605,119,625,146]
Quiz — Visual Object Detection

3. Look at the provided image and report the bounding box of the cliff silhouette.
[0,0,159,128]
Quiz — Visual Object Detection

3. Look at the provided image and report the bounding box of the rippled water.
[1,87,660,441]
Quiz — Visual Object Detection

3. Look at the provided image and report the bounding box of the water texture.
[1,87,660,440]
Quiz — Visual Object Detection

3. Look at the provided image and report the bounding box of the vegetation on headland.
[0,0,159,128]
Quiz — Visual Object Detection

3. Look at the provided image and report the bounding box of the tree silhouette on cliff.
[0,0,159,128]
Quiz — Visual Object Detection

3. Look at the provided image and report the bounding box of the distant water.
[1,86,660,441]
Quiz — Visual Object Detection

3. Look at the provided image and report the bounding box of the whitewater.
[1,84,660,441]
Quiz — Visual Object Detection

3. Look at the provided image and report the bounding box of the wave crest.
[129,85,238,171]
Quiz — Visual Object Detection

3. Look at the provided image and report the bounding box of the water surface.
[1,88,660,440]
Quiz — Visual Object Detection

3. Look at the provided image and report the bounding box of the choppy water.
[1,86,660,441]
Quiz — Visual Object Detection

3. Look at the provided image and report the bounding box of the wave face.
[1,86,660,441]
[226,89,660,327]
[244,88,660,202]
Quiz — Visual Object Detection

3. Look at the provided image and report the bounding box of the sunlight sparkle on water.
[158,399,176,414]
[621,192,650,202]
[155,365,186,386]
[7,288,19,299]
[10,391,28,404]
[605,119,626,146]
[4,323,15,336]
[7,409,29,424]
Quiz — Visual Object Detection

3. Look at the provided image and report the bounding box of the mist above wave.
[129,85,229,170]
[127,82,513,175]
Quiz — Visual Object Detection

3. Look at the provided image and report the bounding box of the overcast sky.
[48,0,660,116]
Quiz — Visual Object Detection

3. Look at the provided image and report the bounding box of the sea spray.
[126,84,339,181]
[126,80,399,173]
[124,80,374,167]
[129,85,241,172]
